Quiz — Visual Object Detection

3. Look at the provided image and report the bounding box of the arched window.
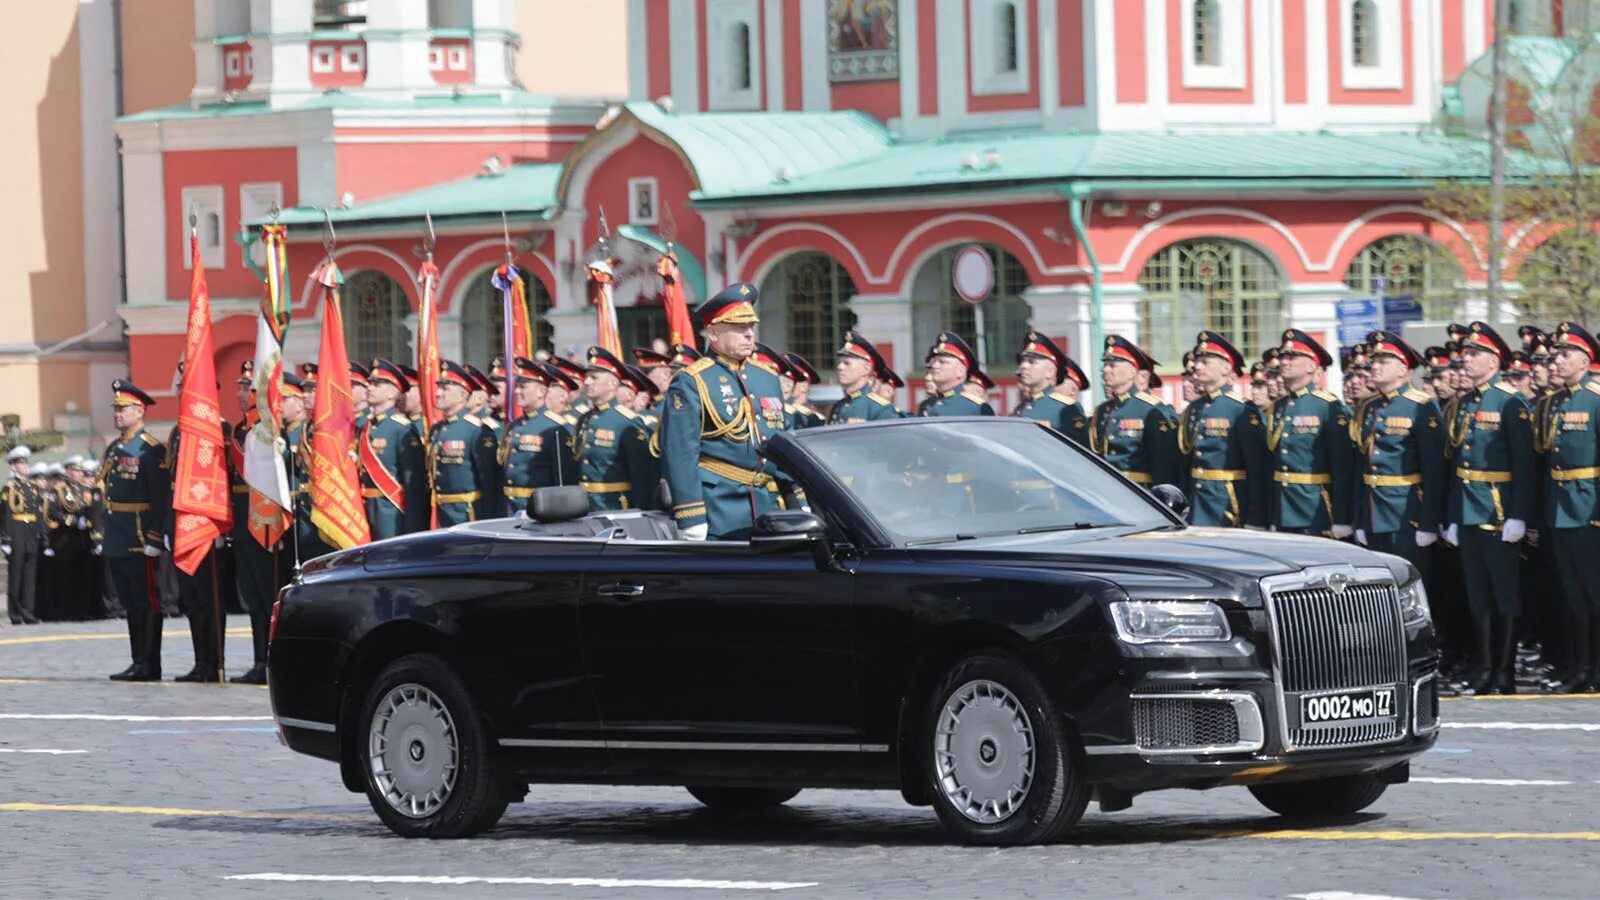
[912,244,1032,370]
[343,270,412,364]
[1137,240,1285,372]
[759,252,859,372]
[732,22,753,90]
[459,268,554,366]
[1515,232,1600,325]
[1343,235,1462,321]
[1351,0,1378,67]
[1193,0,1221,66]
[996,2,1020,74]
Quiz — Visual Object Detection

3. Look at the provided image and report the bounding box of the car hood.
[905,527,1403,603]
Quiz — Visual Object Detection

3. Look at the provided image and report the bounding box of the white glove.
[92,543,102,557]
[142,544,162,558]
[1442,524,1459,547]
[213,536,226,549]
[1501,518,1526,543]
[1,545,9,556]
[679,523,708,541]
[43,547,55,558]
[1355,529,1367,546]
[163,534,171,551]
[1331,525,1353,540]
[1414,531,1437,548]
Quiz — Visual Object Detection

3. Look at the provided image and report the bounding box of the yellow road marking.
[1186,828,1600,842]
[0,802,364,822]
[1443,692,1600,702]
[0,628,250,647]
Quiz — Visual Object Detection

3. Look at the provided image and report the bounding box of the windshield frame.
[770,417,1183,550]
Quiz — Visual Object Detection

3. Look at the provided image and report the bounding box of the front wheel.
[921,652,1089,845]
[685,786,801,810]
[1248,772,1388,819]
[358,654,511,838]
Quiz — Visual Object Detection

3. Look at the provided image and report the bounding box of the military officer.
[633,347,675,399]
[499,357,578,515]
[1091,336,1182,487]
[828,331,899,424]
[574,347,655,511]
[542,363,579,423]
[358,359,428,539]
[1183,331,1270,527]
[3,446,46,624]
[624,363,664,504]
[1444,322,1534,694]
[784,353,826,428]
[429,361,501,525]
[298,362,318,410]
[463,363,499,432]
[281,373,331,561]
[1263,348,1286,403]
[1353,331,1445,568]
[226,362,272,684]
[669,343,702,371]
[350,361,371,430]
[101,381,168,680]
[918,333,995,416]
[1248,364,1271,409]
[660,282,787,540]
[1266,329,1354,538]
[555,355,593,422]
[874,364,908,414]
[1013,330,1089,446]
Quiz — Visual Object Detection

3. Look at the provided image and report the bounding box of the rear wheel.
[921,652,1089,845]
[1249,772,1388,818]
[358,654,511,838]
[685,786,801,810]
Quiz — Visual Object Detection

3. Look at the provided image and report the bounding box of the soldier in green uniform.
[101,381,168,681]
[574,347,655,512]
[828,331,899,424]
[349,362,370,431]
[1444,321,1534,695]
[1267,329,1354,538]
[1091,335,1182,488]
[660,282,787,540]
[429,361,502,525]
[624,363,664,505]
[359,359,428,539]
[918,333,994,416]
[226,363,272,684]
[463,363,500,433]
[1352,331,1444,573]
[784,353,826,428]
[1013,330,1089,446]
[1535,323,1600,693]
[3,446,46,624]
[874,364,908,415]
[499,357,578,515]
[542,362,579,424]
[1184,331,1269,527]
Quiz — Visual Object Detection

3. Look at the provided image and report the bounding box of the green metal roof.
[1503,35,1584,91]
[259,163,561,230]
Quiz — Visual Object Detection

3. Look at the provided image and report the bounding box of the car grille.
[1132,697,1241,751]
[1268,579,1408,750]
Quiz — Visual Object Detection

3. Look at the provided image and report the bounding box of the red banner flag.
[588,260,622,358]
[171,234,234,575]
[417,260,443,430]
[307,261,371,551]
[657,252,694,348]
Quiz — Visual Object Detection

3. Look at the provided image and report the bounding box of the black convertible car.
[268,417,1439,845]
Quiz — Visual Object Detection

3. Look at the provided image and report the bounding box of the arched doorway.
[1137,239,1286,372]
[343,270,413,364]
[911,244,1031,369]
[459,267,554,364]
[758,252,859,371]
[1343,234,1463,321]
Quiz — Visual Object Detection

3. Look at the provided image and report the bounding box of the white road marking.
[226,874,817,891]
[1442,721,1600,732]
[0,749,88,755]
[1292,893,1440,900]
[0,714,272,723]
[1412,777,1571,786]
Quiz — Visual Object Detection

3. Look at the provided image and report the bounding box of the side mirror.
[1149,483,1189,519]
[750,511,830,555]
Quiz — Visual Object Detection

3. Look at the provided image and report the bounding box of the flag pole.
[501,211,517,422]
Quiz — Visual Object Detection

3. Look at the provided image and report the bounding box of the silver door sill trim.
[277,716,337,733]
[499,738,890,752]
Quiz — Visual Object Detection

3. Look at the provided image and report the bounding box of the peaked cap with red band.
[1459,320,1511,365]
[695,282,760,326]
[461,363,493,393]
[1365,330,1423,369]
[438,360,476,391]
[298,362,319,385]
[348,362,370,387]
[621,364,656,397]
[281,373,308,399]
[584,346,628,380]
[668,343,702,368]
[1506,351,1533,373]
[632,347,673,370]
[1278,328,1332,368]
[1553,321,1597,360]
[838,330,889,371]
[512,356,550,385]
[1517,324,1546,354]
[926,331,979,375]
[1192,330,1245,375]
[1250,363,1268,385]
[548,355,586,384]
[784,352,822,385]
[111,379,156,408]
[1017,330,1068,370]
[369,358,409,391]
[489,356,508,379]
[878,364,905,389]
[751,343,795,379]
[1102,334,1154,370]
[540,362,579,392]
[1422,346,1451,372]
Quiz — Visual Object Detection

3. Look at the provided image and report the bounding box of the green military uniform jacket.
[1014,387,1089,446]
[1182,389,1270,527]
[98,427,168,557]
[827,387,899,424]
[1540,376,1600,529]
[917,384,995,417]
[1447,375,1534,528]
[1267,386,1354,532]
[500,409,578,516]
[360,408,428,539]
[788,402,826,429]
[428,413,501,526]
[660,352,787,539]
[576,401,655,511]
[1089,390,1181,486]
[1353,385,1445,536]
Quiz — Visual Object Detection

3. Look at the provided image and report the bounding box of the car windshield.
[794,420,1173,546]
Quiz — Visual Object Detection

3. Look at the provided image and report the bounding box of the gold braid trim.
[694,370,756,443]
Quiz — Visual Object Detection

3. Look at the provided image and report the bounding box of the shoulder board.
[140,433,161,447]
[464,413,483,426]
[1402,388,1431,403]
[389,413,410,425]
[1586,382,1600,396]
[616,406,638,420]
[867,393,891,406]
[1494,381,1520,395]
[1312,389,1338,403]
[682,357,715,377]
[960,384,987,402]
[1046,388,1075,405]
[1134,391,1160,405]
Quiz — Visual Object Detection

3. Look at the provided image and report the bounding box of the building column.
[469,0,520,93]
[365,0,432,99]
[1288,282,1349,392]
[248,0,314,108]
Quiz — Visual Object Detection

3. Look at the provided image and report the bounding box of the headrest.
[531,485,590,524]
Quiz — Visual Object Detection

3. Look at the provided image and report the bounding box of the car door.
[579,536,861,748]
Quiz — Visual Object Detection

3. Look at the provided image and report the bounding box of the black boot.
[1550,608,1592,694]
[1492,616,1519,695]
[108,663,139,681]
[229,664,266,685]
[1464,614,1495,694]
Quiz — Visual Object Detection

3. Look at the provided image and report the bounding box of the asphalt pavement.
[2,615,1598,899]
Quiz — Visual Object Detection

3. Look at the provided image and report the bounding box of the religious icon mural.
[828,0,898,82]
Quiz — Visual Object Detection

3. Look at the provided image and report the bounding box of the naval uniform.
[2,474,47,623]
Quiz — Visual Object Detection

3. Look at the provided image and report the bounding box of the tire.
[357,653,511,838]
[685,786,801,810]
[1248,772,1389,819]
[920,651,1089,846]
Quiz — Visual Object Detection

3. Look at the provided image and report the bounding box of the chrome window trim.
[498,738,890,752]
[1412,673,1441,736]
[1258,565,1401,753]
[276,715,337,733]
[1128,689,1265,755]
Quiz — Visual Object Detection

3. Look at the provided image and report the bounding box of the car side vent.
[1130,692,1265,755]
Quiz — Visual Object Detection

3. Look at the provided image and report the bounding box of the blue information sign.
[1337,297,1383,347]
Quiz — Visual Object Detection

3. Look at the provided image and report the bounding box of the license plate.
[1300,686,1395,725]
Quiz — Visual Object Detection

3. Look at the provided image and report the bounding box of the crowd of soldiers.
[3,279,1595,696]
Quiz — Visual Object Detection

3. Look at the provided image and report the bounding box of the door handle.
[596,582,645,598]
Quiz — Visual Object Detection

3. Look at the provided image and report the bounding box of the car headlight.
[1110,601,1232,643]
[1398,578,1431,625]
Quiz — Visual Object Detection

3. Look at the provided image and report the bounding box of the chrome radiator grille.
[1271,582,1406,694]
